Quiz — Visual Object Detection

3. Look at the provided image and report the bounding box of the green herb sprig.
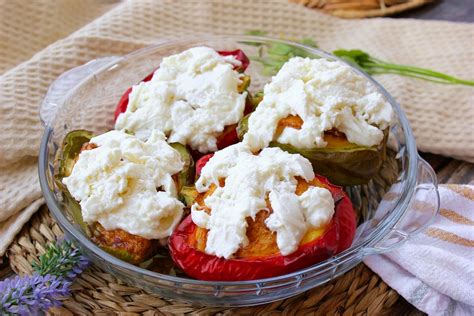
[32,239,89,278]
[245,30,474,86]
[334,49,474,86]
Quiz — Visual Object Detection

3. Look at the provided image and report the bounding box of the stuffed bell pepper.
[57,129,194,264]
[238,56,394,186]
[169,144,356,281]
[114,47,253,154]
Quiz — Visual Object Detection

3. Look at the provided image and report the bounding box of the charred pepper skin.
[169,175,356,281]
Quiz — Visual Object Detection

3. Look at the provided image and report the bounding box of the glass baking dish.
[38,36,440,306]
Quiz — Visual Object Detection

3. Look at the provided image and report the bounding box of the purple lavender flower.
[0,273,70,315]
[65,248,89,280]
[1,239,89,315]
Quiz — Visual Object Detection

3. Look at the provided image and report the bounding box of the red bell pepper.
[113,72,154,121]
[215,124,238,150]
[169,175,356,281]
[217,49,250,73]
[113,49,250,123]
[195,153,214,178]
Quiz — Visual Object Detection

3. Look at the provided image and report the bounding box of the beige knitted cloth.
[0,0,473,255]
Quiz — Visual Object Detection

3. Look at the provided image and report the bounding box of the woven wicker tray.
[6,206,403,315]
[6,151,412,314]
[290,0,434,18]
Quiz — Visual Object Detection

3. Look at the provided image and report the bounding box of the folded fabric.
[365,184,474,315]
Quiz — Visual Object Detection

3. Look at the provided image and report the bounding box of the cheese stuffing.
[62,130,184,240]
[115,46,247,153]
[243,57,394,151]
[191,144,335,259]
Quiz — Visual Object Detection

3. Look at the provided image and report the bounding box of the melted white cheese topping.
[62,130,184,239]
[115,46,247,153]
[191,144,335,259]
[243,57,394,151]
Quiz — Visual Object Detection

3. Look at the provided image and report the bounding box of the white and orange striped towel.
[365,185,474,315]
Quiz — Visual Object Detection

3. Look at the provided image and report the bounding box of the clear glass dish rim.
[38,35,419,287]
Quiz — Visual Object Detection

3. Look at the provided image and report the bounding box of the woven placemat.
[6,150,406,314]
[290,0,434,18]
[6,206,401,315]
